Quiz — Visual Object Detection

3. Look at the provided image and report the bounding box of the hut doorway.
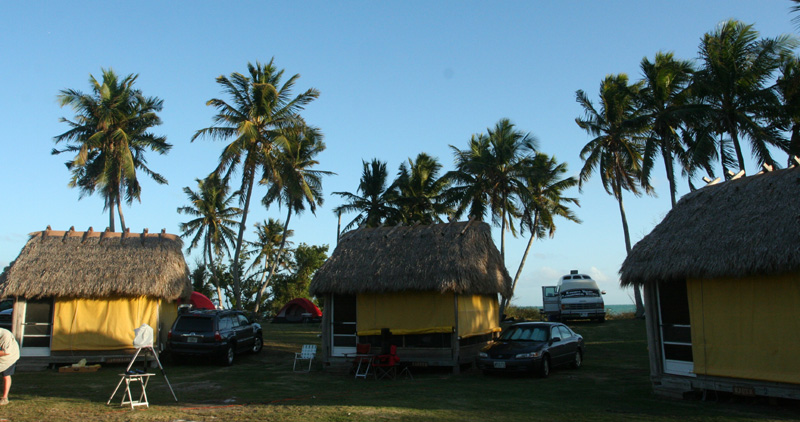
[657,281,694,377]
[330,295,357,356]
[20,298,54,357]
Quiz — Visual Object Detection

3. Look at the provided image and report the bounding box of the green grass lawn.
[0,320,797,421]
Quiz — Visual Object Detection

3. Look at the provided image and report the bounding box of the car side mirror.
[601,291,606,295]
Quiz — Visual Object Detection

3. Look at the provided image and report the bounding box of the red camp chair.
[372,345,400,380]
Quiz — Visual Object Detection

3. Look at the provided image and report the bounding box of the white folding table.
[108,373,155,409]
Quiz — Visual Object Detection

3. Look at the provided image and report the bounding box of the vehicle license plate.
[580,312,588,318]
[493,361,506,369]
[187,337,198,343]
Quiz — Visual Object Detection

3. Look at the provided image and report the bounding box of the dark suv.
[167,309,263,365]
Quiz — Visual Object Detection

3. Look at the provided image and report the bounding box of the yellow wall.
[688,275,800,384]
[457,294,501,338]
[52,296,160,351]
[158,301,179,350]
[356,292,501,338]
[357,291,455,336]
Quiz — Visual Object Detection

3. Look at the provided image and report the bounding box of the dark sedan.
[476,322,584,377]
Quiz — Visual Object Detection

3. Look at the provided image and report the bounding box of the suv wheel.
[221,344,235,366]
[252,335,263,354]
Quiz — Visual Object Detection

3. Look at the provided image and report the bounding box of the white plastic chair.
[293,344,317,372]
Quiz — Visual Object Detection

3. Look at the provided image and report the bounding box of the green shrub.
[504,305,543,321]
[607,311,636,320]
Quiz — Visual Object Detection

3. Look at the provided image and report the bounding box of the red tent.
[182,291,215,310]
[274,298,321,322]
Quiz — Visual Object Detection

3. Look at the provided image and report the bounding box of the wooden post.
[320,295,331,366]
[643,282,662,382]
[452,293,460,374]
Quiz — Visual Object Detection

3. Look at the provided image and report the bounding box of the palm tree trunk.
[254,203,294,314]
[108,197,115,232]
[615,186,644,318]
[231,175,255,310]
[662,141,677,208]
[500,193,507,259]
[117,197,127,232]
[728,122,746,174]
[205,236,223,308]
[499,212,540,319]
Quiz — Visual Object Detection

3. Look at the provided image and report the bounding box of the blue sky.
[1,1,796,306]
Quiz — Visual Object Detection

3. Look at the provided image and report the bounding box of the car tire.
[538,356,550,378]
[571,350,582,369]
[221,344,235,366]
[252,335,263,354]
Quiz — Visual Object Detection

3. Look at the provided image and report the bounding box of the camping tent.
[274,298,321,322]
[310,220,511,373]
[619,166,800,399]
[0,227,191,364]
[185,291,215,310]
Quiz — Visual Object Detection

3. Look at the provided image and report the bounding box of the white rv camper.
[542,270,605,322]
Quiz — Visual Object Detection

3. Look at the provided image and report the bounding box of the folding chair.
[372,345,400,380]
[350,343,373,379]
[293,344,317,372]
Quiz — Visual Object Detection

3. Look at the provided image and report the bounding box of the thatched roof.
[0,227,192,300]
[620,166,800,287]
[309,220,512,297]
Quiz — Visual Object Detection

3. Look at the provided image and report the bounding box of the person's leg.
[1,375,9,399]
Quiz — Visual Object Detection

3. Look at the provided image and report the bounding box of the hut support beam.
[452,294,460,374]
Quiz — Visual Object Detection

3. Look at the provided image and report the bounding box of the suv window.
[175,316,214,332]
[237,314,250,326]
[219,315,234,330]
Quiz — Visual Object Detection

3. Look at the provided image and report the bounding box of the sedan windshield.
[499,326,548,342]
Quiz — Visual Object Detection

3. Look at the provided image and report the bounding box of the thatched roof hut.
[620,166,800,287]
[0,226,191,300]
[310,220,512,297]
[0,227,192,360]
[311,220,510,372]
[618,167,800,400]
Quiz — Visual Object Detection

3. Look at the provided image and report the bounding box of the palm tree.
[54,68,171,231]
[256,123,332,313]
[444,118,537,258]
[638,52,695,207]
[694,20,795,175]
[192,59,319,308]
[576,74,647,318]
[500,153,581,316]
[776,56,800,162]
[177,173,242,303]
[244,218,294,310]
[388,153,452,225]
[333,159,397,233]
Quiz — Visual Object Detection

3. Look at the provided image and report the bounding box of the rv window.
[561,289,600,298]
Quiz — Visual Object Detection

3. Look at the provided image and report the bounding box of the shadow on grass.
[7,320,800,422]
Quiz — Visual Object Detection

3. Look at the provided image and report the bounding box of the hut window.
[359,333,452,348]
